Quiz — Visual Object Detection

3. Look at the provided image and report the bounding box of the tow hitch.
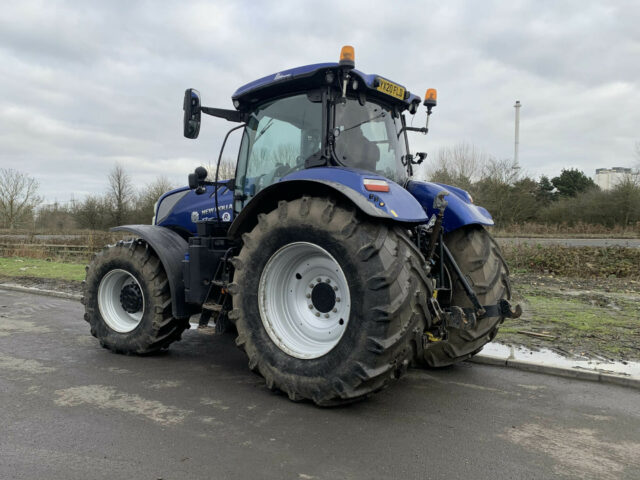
[420,190,522,338]
[424,298,522,348]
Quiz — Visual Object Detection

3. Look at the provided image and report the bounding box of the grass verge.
[498,274,640,361]
[0,257,86,282]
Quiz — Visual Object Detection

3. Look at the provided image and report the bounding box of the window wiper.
[342,112,385,133]
[253,118,274,143]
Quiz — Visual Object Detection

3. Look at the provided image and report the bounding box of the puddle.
[481,342,640,379]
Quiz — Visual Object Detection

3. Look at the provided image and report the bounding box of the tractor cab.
[183,46,436,216]
[234,85,411,208]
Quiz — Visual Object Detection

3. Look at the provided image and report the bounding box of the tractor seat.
[336,127,379,172]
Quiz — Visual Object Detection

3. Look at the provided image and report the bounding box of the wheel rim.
[98,269,145,333]
[258,242,351,359]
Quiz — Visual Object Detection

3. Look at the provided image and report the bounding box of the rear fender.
[406,180,493,233]
[228,167,428,238]
[111,225,194,319]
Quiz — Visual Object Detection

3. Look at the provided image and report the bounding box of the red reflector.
[363,179,390,192]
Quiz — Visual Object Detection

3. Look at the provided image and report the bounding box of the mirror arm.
[201,107,244,123]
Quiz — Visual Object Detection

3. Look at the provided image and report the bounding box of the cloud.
[0,0,639,203]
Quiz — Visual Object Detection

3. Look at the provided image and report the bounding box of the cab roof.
[231,62,421,112]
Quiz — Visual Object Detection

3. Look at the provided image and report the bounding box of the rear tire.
[82,240,188,354]
[422,225,511,367]
[230,197,432,405]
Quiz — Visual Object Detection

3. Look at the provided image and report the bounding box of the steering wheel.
[273,158,304,178]
[273,163,291,178]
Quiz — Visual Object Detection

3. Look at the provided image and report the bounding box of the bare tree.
[146,175,173,198]
[481,158,521,185]
[72,195,109,230]
[35,201,76,231]
[272,144,298,167]
[612,147,640,226]
[204,158,237,181]
[132,176,174,224]
[609,176,640,226]
[426,147,533,226]
[0,168,42,229]
[249,148,272,175]
[424,142,488,190]
[107,163,134,225]
[472,158,531,225]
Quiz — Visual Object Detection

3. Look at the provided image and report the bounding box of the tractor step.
[202,302,223,312]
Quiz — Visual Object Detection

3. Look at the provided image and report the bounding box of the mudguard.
[406,180,493,233]
[228,167,429,237]
[111,225,194,319]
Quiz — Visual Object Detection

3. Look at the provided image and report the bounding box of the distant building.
[595,167,632,190]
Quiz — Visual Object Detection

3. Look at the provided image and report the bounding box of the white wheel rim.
[98,269,145,333]
[258,242,351,359]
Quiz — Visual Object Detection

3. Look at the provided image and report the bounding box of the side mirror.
[183,89,201,139]
[188,173,198,189]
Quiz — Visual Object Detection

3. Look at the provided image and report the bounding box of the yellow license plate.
[376,78,405,100]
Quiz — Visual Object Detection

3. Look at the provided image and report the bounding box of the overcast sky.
[1,0,639,204]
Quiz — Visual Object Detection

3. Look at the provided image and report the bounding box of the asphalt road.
[1,290,639,480]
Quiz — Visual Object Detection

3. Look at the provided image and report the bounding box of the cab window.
[235,94,322,204]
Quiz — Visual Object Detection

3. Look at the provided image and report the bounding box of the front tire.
[82,240,187,354]
[422,225,511,367]
[230,197,432,405]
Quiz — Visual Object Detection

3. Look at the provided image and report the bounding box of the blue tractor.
[83,47,521,405]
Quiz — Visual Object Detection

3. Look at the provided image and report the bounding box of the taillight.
[363,179,390,192]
